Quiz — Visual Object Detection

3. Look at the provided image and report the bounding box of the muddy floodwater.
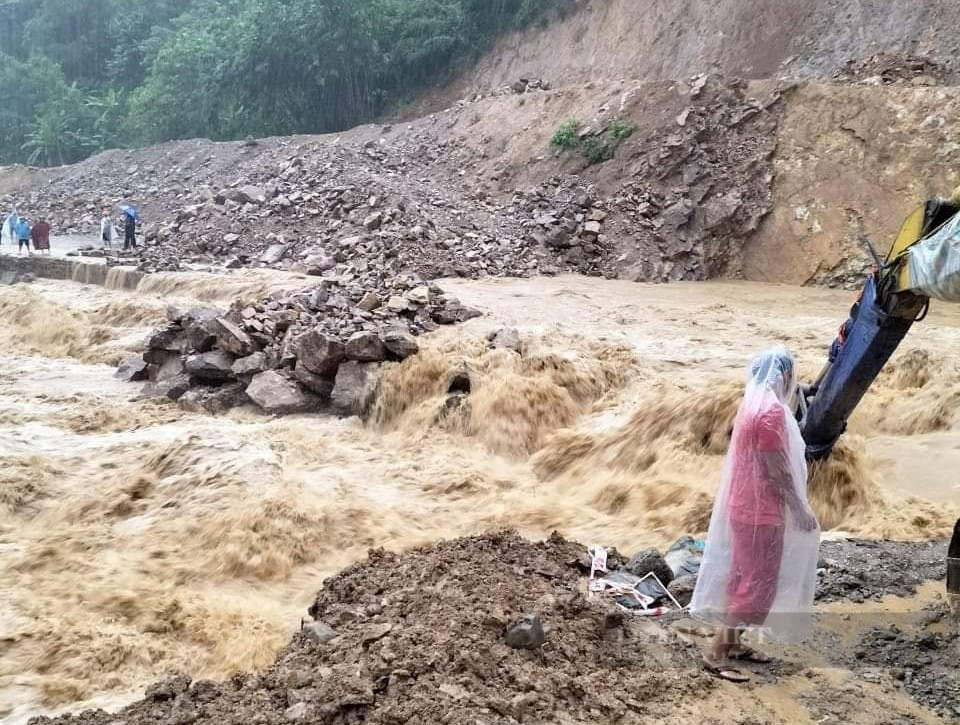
[1,273,958,723]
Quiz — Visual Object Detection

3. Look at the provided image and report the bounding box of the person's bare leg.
[707,626,741,664]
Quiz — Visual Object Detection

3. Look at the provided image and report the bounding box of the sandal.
[702,658,751,683]
[728,646,773,664]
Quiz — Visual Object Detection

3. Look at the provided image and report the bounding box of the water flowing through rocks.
[1,273,958,723]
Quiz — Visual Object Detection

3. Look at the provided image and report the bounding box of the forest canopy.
[0,0,564,166]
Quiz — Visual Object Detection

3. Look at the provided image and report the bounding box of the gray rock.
[302,254,335,275]
[166,305,221,326]
[356,291,382,312]
[260,243,289,265]
[184,317,219,352]
[284,702,309,722]
[157,354,187,381]
[583,220,603,236]
[331,362,382,417]
[303,621,338,645]
[667,574,697,607]
[360,622,393,645]
[624,548,674,586]
[205,383,249,414]
[386,295,410,313]
[380,329,419,359]
[214,317,256,356]
[232,351,268,377]
[147,373,191,401]
[504,613,546,649]
[345,331,387,362]
[491,327,521,353]
[185,351,235,381]
[178,383,247,415]
[116,356,149,382]
[362,211,383,230]
[298,331,345,376]
[149,325,187,353]
[223,233,241,244]
[407,286,431,305]
[233,185,266,205]
[294,361,334,399]
[284,703,309,722]
[246,371,318,414]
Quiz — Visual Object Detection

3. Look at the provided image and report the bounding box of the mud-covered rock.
[232,351,268,377]
[330,361,382,417]
[344,331,386,362]
[624,548,674,585]
[298,331,345,376]
[185,350,235,381]
[380,328,419,359]
[293,361,334,399]
[246,370,318,414]
[116,356,149,382]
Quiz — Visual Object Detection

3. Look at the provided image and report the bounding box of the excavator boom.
[797,194,960,597]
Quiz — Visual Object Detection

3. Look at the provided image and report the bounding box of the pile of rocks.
[606,77,781,281]
[119,275,481,416]
[832,52,959,86]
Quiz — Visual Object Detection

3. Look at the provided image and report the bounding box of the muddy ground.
[29,532,957,725]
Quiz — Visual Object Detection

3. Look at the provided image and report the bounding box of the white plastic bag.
[907,212,960,302]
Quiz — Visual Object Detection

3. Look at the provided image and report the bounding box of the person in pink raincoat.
[691,347,820,683]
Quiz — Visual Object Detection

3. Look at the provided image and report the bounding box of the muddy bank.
[31,532,956,725]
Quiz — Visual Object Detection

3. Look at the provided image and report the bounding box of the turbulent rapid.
[1,273,958,723]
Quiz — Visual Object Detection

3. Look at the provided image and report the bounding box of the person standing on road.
[31,218,51,254]
[123,211,137,250]
[2,208,18,246]
[691,347,820,683]
[15,217,32,255]
[100,213,116,249]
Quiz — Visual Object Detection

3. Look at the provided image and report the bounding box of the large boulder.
[116,356,148,382]
[157,354,187,381]
[143,373,191,401]
[259,244,288,265]
[148,325,187,354]
[214,317,256,356]
[184,317,220,353]
[345,331,386,362]
[380,328,419,360]
[330,362,382,417]
[246,371,319,414]
[298,331,345,376]
[185,351,235,381]
[294,361,335,399]
[232,351,268,377]
[179,383,248,415]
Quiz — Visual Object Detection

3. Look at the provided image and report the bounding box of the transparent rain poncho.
[690,347,820,642]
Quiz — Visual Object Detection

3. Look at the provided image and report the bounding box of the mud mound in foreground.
[36,532,712,725]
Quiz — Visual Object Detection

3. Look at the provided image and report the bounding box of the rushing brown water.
[1,273,958,723]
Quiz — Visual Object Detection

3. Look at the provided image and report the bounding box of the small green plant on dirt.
[609,118,637,142]
[550,119,580,149]
[550,117,635,165]
[580,135,614,164]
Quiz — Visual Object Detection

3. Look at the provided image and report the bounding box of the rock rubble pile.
[119,275,481,416]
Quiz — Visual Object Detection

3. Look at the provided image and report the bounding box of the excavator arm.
[796,193,960,598]
[799,197,959,458]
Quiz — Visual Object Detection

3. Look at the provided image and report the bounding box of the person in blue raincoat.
[15,217,32,254]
